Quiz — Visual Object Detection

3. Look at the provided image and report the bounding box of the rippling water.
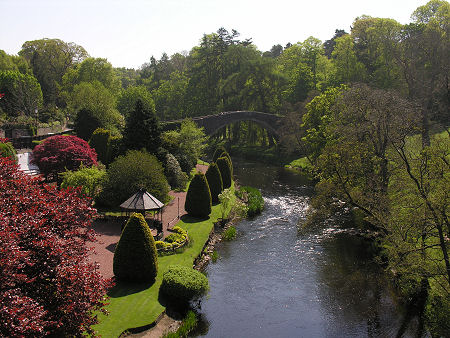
[193,161,414,338]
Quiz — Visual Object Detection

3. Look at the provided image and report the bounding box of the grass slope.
[93,186,235,337]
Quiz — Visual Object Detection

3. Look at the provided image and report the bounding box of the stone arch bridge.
[162,111,282,137]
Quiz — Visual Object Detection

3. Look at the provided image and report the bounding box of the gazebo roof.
[120,189,164,211]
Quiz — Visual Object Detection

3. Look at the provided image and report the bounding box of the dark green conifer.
[185,172,212,218]
[205,162,223,204]
[216,156,232,189]
[113,213,158,282]
[89,128,111,164]
[212,146,227,162]
[220,151,233,174]
[123,99,161,154]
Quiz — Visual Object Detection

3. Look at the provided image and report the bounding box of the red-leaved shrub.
[0,156,111,336]
[32,135,97,180]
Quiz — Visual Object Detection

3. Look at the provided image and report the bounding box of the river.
[193,160,419,338]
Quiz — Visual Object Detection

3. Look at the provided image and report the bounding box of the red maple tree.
[32,135,98,180]
[0,156,111,337]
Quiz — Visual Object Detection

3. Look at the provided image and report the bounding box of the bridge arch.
[162,111,282,137]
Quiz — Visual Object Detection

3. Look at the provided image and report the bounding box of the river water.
[193,161,417,338]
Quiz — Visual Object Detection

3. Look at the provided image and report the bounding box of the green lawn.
[93,187,235,337]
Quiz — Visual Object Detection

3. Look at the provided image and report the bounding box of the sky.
[1,0,428,69]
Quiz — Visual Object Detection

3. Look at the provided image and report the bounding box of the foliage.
[62,57,121,94]
[0,139,16,161]
[161,119,207,173]
[74,107,101,141]
[212,145,227,162]
[89,128,111,164]
[205,162,223,204]
[164,153,188,190]
[0,156,110,337]
[67,81,123,135]
[19,38,88,106]
[237,186,264,217]
[160,265,209,302]
[0,70,43,118]
[113,213,158,282]
[60,164,107,199]
[185,172,212,218]
[218,188,234,220]
[31,135,97,179]
[116,85,155,118]
[123,99,161,154]
[98,149,169,207]
[222,226,236,241]
[216,156,232,189]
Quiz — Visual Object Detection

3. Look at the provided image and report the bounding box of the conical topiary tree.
[216,156,232,189]
[205,162,223,204]
[185,172,212,218]
[113,212,158,282]
[220,151,233,174]
[212,146,227,162]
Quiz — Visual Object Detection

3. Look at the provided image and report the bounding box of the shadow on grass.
[107,279,155,298]
[180,214,210,223]
[157,289,190,320]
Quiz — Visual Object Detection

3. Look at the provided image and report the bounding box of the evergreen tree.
[89,128,111,165]
[113,213,158,282]
[216,156,232,189]
[123,99,161,154]
[74,108,101,141]
[205,162,223,204]
[185,172,212,218]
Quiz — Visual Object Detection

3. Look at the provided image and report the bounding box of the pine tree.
[123,99,161,154]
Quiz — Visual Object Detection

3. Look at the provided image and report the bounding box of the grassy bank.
[93,186,235,337]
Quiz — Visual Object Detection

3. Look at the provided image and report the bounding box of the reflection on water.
[193,160,413,337]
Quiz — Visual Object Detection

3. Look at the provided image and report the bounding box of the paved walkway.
[90,164,208,279]
[17,152,40,175]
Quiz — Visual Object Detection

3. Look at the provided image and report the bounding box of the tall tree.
[123,99,161,154]
[19,39,88,107]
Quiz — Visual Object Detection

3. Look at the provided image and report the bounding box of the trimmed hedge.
[185,172,211,218]
[205,162,223,204]
[220,151,232,174]
[113,213,158,282]
[216,157,232,189]
[160,265,209,302]
[212,146,227,162]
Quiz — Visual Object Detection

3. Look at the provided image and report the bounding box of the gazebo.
[120,189,164,237]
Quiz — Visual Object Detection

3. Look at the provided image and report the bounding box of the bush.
[0,139,16,160]
[60,165,107,199]
[160,265,209,302]
[185,172,211,218]
[212,145,227,162]
[164,153,188,190]
[31,140,42,149]
[98,149,170,207]
[205,162,223,204]
[89,128,111,164]
[222,226,236,241]
[31,135,97,179]
[216,156,232,189]
[113,213,158,282]
[175,152,196,174]
[238,186,264,217]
